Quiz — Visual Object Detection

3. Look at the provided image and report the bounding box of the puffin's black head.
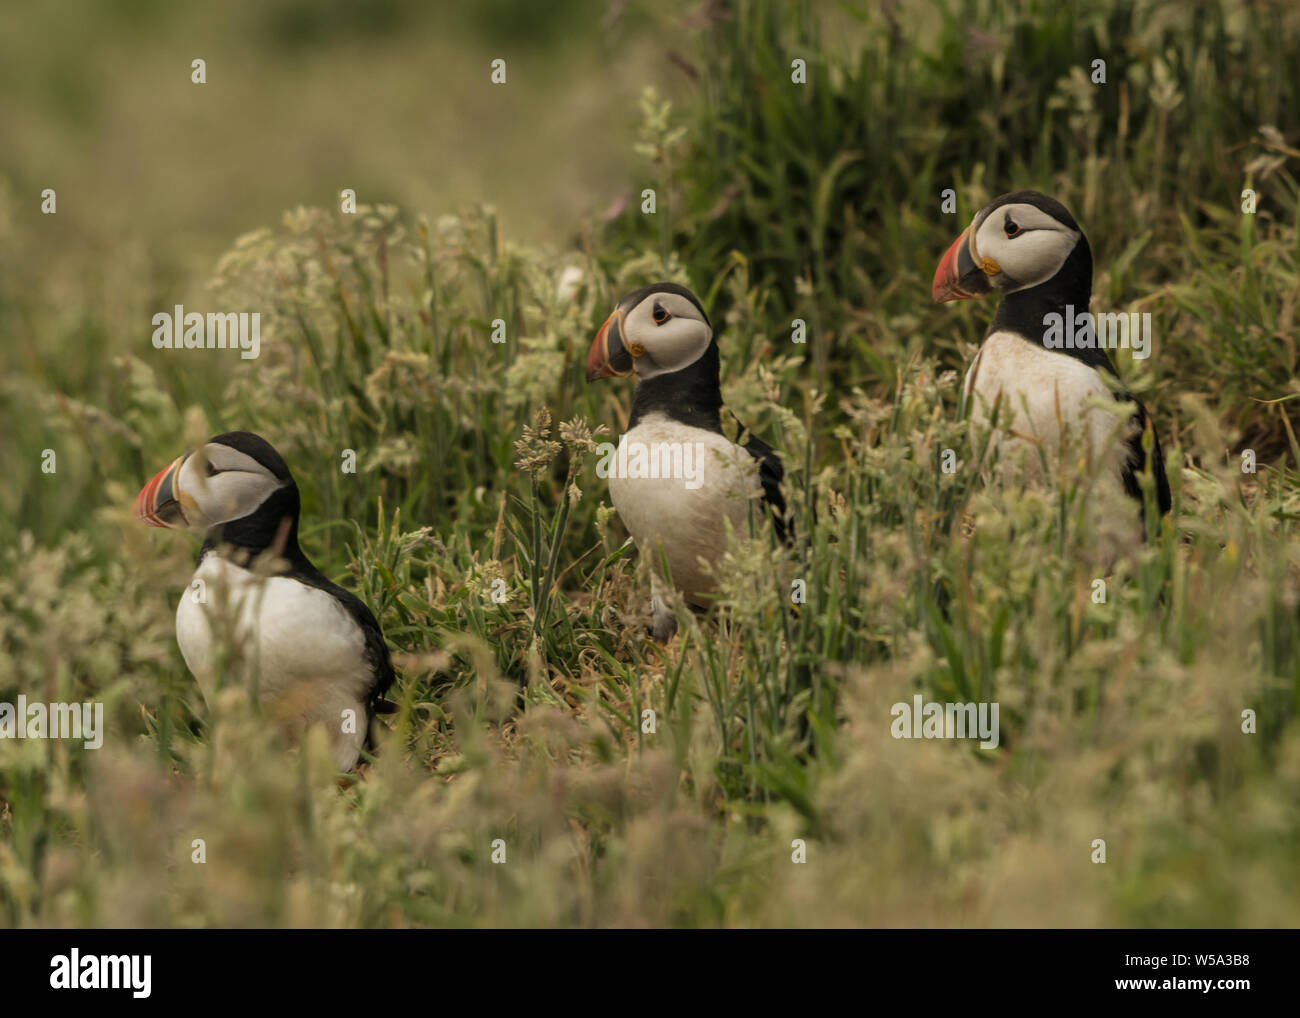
[933,190,1090,303]
[134,431,300,552]
[585,282,713,383]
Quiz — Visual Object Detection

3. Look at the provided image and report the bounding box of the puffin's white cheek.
[644,323,710,375]
[179,475,258,529]
[998,231,1077,288]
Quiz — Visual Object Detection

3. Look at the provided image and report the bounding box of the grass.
[1,0,1299,927]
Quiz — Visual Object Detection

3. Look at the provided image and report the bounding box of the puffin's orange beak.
[585,310,634,382]
[932,226,992,303]
[134,455,188,528]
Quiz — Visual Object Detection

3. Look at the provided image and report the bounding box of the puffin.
[134,431,395,771]
[932,190,1170,522]
[585,282,790,640]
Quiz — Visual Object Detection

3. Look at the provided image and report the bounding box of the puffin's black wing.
[1121,397,1171,518]
[1085,357,1171,519]
[288,559,397,709]
[332,586,397,707]
[722,408,792,544]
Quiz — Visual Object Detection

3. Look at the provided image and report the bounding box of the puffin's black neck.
[626,340,728,431]
[628,340,724,432]
[200,484,313,572]
[989,235,1115,376]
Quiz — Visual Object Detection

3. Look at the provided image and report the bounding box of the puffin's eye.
[1004,216,1021,237]
[652,302,670,325]
[206,462,221,477]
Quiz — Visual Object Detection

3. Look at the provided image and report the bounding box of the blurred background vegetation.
[2,0,1299,927]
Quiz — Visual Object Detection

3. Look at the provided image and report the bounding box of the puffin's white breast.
[176,554,371,769]
[607,412,761,606]
[964,330,1133,487]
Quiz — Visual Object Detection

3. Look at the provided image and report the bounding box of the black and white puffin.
[932,190,1170,520]
[134,431,395,771]
[585,282,789,640]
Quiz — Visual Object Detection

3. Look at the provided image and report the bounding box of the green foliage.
[620,0,1300,442]
[2,0,1300,927]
